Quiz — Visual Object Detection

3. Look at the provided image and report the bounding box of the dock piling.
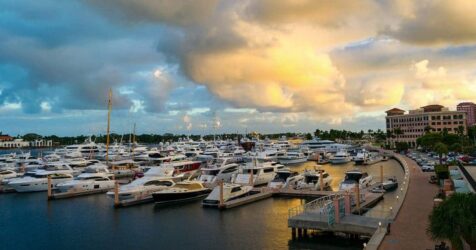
[114,181,119,207]
[47,175,52,200]
[319,172,324,191]
[292,228,296,240]
[219,180,224,207]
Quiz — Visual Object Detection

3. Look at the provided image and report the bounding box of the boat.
[329,150,352,164]
[268,168,302,189]
[354,151,369,165]
[202,183,253,207]
[55,165,115,195]
[152,181,211,204]
[0,169,19,183]
[233,161,284,186]
[299,138,351,153]
[199,158,240,186]
[296,169,333,190]
[161,160,204,177]
[277,151,307,165]
[339,169,373,191]
[381,177,398,191]
[7,173,74,192]
[106,167,177,206]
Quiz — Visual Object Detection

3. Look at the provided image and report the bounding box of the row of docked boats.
[0,137,393,208]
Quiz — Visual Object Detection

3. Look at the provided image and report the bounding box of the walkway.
[379,155,438,250]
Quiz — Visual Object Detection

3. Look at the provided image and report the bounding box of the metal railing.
[288,193,344,218]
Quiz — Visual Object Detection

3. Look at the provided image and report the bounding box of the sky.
[1,0,476,136]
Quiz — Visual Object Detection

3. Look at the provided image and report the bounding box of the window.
[263,168,274,173]
[231,187,242,193]
[222,167,238,174]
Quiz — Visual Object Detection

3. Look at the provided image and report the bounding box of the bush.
[435,164,449,180]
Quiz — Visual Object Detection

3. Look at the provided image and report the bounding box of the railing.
[288,193,344,219]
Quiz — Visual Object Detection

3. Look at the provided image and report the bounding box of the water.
[0,151,404,250]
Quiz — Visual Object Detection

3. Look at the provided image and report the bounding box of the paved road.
[379,155,439,250]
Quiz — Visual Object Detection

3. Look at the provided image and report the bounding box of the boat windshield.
[305,175,319,184]
[0,171,12,175]
[203,169,220,176]
[345,173,362,182]
[274,172,291,181]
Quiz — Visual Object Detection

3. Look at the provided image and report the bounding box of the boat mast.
[106,89,112,165]
[132,122,136,152]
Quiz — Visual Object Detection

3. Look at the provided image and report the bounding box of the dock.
[287,193,388,239]
[49,188,111,200]
[218,190,273,209]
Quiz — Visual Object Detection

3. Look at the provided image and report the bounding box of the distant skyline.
[1,0,476,136]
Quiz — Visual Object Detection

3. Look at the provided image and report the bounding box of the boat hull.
[152,189,211,204]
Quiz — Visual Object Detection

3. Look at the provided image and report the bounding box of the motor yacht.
[0,169,19,183]
[152,181,211,204]
[106,167,177,206]
[277,151,307,165]
[202,183,253,207]
[7,172,74,192]
[329,150,352,164]
[268,168,302,189]
[339,169,373,191]
[299,138,351,153]
[55,165,115,194]
[233,161,283,186]
[354,151,369,165]
[199,158,240,186]
[296,169,333,190]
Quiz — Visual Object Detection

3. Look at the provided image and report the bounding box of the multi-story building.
[385,105,467,147]
[457,102,476,127]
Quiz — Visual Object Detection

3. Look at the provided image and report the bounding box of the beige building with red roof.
[385,105,467,147]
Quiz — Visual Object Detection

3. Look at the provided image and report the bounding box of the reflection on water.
[0,156,404,250]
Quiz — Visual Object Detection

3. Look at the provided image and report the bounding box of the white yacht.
[277,151,307,165]
[233,161,284,186]
[300,138,351,153]
[296,169,333,190]
[7,172,74,192]
[202,183,253,207]
[243,149,279,163]
[329,150,352,164]
[353,151,369,165]
[339,169,373,191]
[268,168,302,189]
[199,158,240,186]
[0,169,19,183]
[55,165,115,194]
[106,167,177,206]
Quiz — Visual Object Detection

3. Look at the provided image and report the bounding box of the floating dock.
[49,188,111,200]
[218,190,273,209]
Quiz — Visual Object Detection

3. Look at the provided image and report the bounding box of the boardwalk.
[379,155,438,250]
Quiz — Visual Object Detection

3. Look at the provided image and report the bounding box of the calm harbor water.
[0,149,403,250]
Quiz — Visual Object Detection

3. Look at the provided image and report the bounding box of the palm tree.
[428,193,476,250]
[434,142,448,165]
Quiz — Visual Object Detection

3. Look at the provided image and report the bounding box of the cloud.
[383,0,476,45]
[86,0,219,27]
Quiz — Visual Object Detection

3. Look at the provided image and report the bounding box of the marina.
[0,141,405,250]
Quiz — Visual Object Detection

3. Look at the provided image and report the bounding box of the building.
[0,135,53,149]
[385,105,467,147]
[0,134,13,142]
[0,139,30,148]
[457,102,476,127]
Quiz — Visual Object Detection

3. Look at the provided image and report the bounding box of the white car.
[421,165,435,172]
